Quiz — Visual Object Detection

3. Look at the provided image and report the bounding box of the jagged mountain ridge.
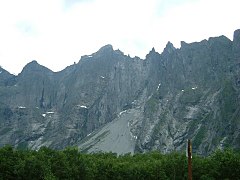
[0,30,240,155]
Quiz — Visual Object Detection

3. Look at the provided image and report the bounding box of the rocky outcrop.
[0,29,239,155]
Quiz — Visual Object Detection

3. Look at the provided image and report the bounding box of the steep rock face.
[0,67,17,86]
[134,35,239,155]
[0,30,239,155]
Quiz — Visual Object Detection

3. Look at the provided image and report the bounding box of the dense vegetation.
[0,146,240,179]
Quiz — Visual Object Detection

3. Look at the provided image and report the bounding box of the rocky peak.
[97,44,114,54]
[0,67,16,86]
[146,47,158,59]
[163,41,175,54]
[150,47,156,53]
[233,29,240,42]
[115,49,124,56]
[0,66,7,75]
[180,41,188,48]
[21,60,40,72]
[233,29,240,57]
[26,60,39,67]
[208,35,231,47]
[20,60,53,75]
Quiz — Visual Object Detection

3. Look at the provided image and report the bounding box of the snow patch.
[192,87,197,90]
[119,110,127,116]
[77,105,88,109]
[131,100,137,104]
[87,133,92,137]
[46,111,54,114]
[88,55,93,57]
[0,71,2,74]
[100,76,105,79]
[157,83,161,91]
[219,137,227,150]
[181,89,184,92]
[18,106,26,109]
[130,132,137,140]
[42,114,46,117]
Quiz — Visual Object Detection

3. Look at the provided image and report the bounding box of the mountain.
[0,30,240,155]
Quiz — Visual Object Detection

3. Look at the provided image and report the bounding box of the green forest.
[0,145,240,179]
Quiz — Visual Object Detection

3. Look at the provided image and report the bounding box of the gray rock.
[0,29,240,155]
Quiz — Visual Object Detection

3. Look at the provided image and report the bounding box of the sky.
[0,0,240,74]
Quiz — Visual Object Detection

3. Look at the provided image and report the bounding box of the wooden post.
[188,139,192,180]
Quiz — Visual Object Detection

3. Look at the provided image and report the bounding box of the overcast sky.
[0,0,240,74]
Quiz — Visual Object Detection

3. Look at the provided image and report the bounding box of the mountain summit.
[0,30,240,155]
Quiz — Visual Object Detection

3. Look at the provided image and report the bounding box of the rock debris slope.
[0,30,240,155]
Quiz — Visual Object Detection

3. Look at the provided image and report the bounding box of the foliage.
[0,146,239,179]
[193,126,207,149]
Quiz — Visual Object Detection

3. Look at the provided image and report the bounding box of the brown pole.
[188,139,192,180]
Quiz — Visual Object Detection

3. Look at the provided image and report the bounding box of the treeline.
[0,146,240,179]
